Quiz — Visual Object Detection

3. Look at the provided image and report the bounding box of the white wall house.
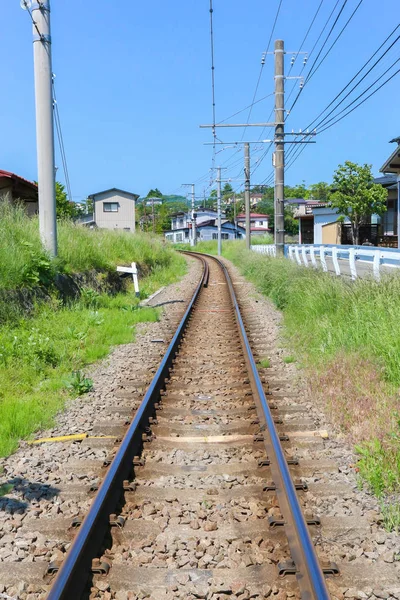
[89,188,139,232]
[236,213,269,235]
[170,209,223,230]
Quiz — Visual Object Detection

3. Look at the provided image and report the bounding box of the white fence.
[251,244,276,257]
[287,244,400,281]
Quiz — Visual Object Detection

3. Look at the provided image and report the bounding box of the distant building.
[88,187,139,232]
[250,193,263,208]
[165,208,244,243]
[144,197,163,207]
[236,213,270,236]
[0,169,38,216]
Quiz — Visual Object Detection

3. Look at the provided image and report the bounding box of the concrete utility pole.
[274,39,285,257]
[32,0,57,256]
[216,167,222,256]
[191,184,196,246]
[151,198,155,233]
[244,142,251,250]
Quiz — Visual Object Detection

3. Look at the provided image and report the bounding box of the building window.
[103,202,119,212]
[212,233,217,240]
[123,227,131,231]
[221,233,229,240]
[176,233,183,242]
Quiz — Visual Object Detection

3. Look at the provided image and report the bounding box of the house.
[165,209,244,243]
[0,169,38,216]
[379,136,400,246]
[294,137,400,246]
[236,213,269,236]
[144,197,163,207]
[250,193,263,208]
[88,187,139,232]
[170,208,222,230]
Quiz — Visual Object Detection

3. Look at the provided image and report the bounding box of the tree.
[329,161,387,245]
[146,188,162,198]
[307,181,331,201]
[55,182,80,219]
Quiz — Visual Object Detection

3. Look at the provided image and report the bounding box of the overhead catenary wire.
[241,0,283,141]
[287,0,364,116]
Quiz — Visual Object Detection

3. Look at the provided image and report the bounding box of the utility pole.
[31,0,57,256]
[244,143,251,250]
[182,183,196,246]
[274,39,285,256]
[200,40,313,255]
[191,184,196,246]
[151,197,155,233]
[216,167,222,256]
[233,192,237,237]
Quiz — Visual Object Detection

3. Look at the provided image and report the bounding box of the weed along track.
[1,253,399,600]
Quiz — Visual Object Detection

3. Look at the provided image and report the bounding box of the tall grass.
[0,201,179,290]
[192,240,400,505]
[0,203,188,456]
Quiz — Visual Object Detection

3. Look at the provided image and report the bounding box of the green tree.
[306,181,331,201]
[146,188,163,198]
[329,161,387,245]
[55,182,79,219]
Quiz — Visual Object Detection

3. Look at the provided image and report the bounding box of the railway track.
[1,252,398,599]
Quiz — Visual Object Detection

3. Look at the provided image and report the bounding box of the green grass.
[0,201,181,290]
[0,205,187,456]
[191,239,400,523]
[0,291,161,456]
[258,358,271,368]
[283,355,295,364]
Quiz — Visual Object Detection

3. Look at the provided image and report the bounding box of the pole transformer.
[32,0,57,256]
[274,39,285,257]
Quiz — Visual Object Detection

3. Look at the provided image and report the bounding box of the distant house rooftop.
[236,213,269,218]
[88,187,139,199]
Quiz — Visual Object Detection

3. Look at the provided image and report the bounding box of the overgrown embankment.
[192,240,400,524]
[0,203,186,456]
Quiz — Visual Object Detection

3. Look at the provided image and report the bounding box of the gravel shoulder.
[0,257,201,596]
[221,256,400,600]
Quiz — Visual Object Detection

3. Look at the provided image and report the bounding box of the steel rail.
[47,254,209,600]
[204,252,330,600]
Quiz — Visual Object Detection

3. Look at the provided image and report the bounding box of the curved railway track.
[37,251,333,600]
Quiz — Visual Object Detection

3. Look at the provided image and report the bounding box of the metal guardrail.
[251,243,400,281]
[251,244,276,257]
[287,244,400,280]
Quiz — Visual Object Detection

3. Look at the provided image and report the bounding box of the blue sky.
[1,0,399,201]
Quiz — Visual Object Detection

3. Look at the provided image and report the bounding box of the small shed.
[89,188,139,232]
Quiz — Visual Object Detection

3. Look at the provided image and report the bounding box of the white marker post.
[117,262,140,297]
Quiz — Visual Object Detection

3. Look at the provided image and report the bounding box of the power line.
[218,92,274,125]
[241,0,283,140]
[52,79,73,204]
[304,0,365,86]
[21,0,44,40]
[317,64,400,133]
[287,0,357,115]
[308,30,400,131]
[209,0,217,177]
